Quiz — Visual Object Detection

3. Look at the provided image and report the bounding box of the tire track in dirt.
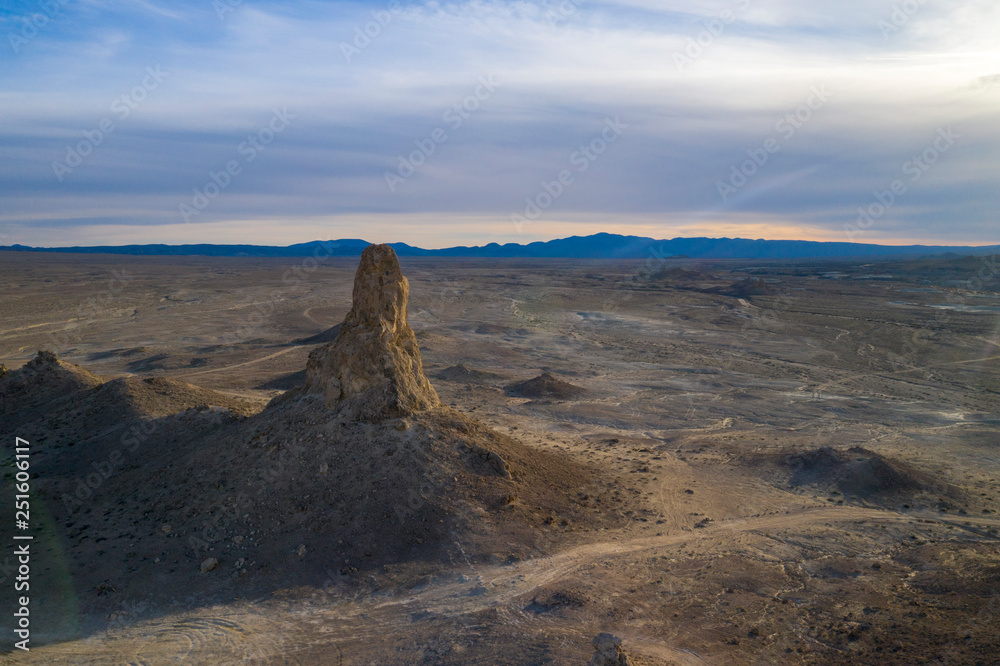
[172,346,300,379]
[31,506,1000,663]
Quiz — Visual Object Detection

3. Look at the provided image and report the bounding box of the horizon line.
[4,233,1000,251]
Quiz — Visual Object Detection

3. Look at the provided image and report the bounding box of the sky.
[1,0,998,248]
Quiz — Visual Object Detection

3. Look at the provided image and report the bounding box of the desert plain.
[1,248,999,664]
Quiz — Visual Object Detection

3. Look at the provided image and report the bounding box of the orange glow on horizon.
[4,215,995,249]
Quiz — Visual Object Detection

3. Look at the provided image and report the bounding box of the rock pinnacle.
[301,244,439,420]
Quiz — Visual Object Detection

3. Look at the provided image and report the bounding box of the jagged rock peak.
[301,243,439,420]
[28,350,59,367]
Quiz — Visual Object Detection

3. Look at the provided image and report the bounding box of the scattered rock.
[297,544,307,558]
[161,524,171,534]
[466,442,512,479]
[524,589,588,614]
[200,558,218,573]
[589,633,631,665]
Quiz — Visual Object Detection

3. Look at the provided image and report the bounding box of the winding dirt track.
[172,347,300,379]
[24,506,1000,665]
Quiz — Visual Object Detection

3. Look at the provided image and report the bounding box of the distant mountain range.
[2,233,998,260]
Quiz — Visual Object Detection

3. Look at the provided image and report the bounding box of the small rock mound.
[776,446,943,501]
[437,363,502,383]
[507,372,585,399]
[590,633,632,666]
[297,244,439,421]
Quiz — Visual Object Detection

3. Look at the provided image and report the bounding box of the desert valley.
[0,245,998,664]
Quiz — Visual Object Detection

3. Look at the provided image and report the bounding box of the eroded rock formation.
[301,243,439,420]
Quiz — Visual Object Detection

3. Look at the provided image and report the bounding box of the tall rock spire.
[301,244,439,420]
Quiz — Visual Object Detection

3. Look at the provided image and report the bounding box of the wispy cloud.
[1,0,998,246]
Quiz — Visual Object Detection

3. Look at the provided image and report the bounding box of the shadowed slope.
[0,245,627,630]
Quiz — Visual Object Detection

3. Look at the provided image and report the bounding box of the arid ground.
[1,250,999,664]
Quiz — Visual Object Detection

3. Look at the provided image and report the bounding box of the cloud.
[1,0,999,246]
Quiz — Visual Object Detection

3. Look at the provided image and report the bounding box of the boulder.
[589,633,631,666]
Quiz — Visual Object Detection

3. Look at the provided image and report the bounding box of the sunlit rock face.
[302,243,439,421]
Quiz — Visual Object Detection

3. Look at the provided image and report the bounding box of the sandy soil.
[0,251,998,664]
